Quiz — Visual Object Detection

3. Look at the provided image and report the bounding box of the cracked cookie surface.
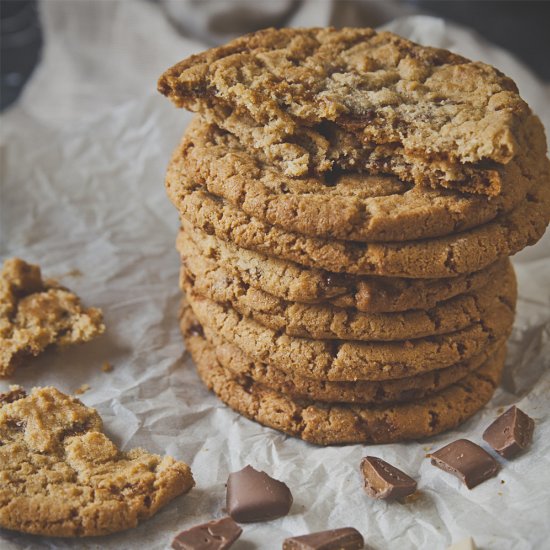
[0,386,194,537]
[180,302,505,405]
[159,27,532,194]
[182,289,515,381]
[173,169,550,277]
[0,258,105,377]
[181,320,506,445]
[177,223,508,313]
[180,240,515,341]
[169,115,546,242]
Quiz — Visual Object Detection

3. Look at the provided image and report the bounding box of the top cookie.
[0,258,105,377]
[159,27,531,194]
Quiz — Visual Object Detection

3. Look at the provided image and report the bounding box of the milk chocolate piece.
[360,456,417,500]
[430,439,499,489]
[226,465,293,522]
[283,527,364,550]
[483,406,535,458]
[171,517,242,550]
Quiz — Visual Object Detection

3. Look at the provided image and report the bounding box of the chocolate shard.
[360,456,417,500]
[0,386,27,405]
[482,406,535,459]
[429,439,499,489]
[283,527,364,550]
[171,517,242,550]
[226,465,293,522]
[447,536,478,550]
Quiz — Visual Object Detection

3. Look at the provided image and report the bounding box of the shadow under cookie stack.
[158,28,550,445]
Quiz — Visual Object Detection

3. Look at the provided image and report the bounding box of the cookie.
[158,27,531,194]
[169,115,545,242]
[172,167,550,278]
[180,301,505,404]
[179,243,515,341]
[182,288,515,381]
[0,386,194,537]
[182,324,507,445]
[0,258,105,377]
[177,223,508,313]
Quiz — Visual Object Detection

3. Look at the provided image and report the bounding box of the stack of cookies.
[158,28,550,445]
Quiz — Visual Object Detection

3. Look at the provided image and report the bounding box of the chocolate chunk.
[283,527,364,550]
[171,517,242,550]
[0,386,27,405]
[482,406,534,458]
[360,456,417,500]
[226,465,293,522]
[429,439,499,489]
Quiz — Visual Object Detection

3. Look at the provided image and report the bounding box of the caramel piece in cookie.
[0,258,105,376]
[0,386,194,536]
[181,321,506,445]
[159,28,532,194]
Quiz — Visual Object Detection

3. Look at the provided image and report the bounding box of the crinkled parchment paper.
[1,2,549,549]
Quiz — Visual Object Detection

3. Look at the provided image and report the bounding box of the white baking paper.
[1,2,549,549]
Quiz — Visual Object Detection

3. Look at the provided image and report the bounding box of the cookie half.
[0,386,194,537]
[168,115,545,242]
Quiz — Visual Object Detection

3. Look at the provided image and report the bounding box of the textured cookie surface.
[170,116,545,242]
[0,258,105,377]
[182,286,515,381]
[182,323,506,445]
[177,224,508,313]
[180,302,505,405]
[159,27,531,193]
[172,162,550,277]
[0,386,194,537]
[180,242,514,341]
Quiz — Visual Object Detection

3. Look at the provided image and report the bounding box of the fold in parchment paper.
[1,2,549,549]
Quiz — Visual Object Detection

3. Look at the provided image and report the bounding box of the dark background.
[1,0,549,111]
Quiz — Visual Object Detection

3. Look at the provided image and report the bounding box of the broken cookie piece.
[360,456,417,500]
[0,386,194,537]
[0,258,105,376]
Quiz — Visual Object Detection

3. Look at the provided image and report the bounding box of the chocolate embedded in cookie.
[429,439,499,489]
[159,28,533,193]
[0,386,194,536]
[0,257,105,377]
[283,527,364,550]
[226,465,293,522]
[482,406,535,458]
[360,457,416,500]
[171,517,242,550]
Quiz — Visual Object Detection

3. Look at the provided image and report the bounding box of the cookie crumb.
[74,384,90,395]
[101,362,113,373]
